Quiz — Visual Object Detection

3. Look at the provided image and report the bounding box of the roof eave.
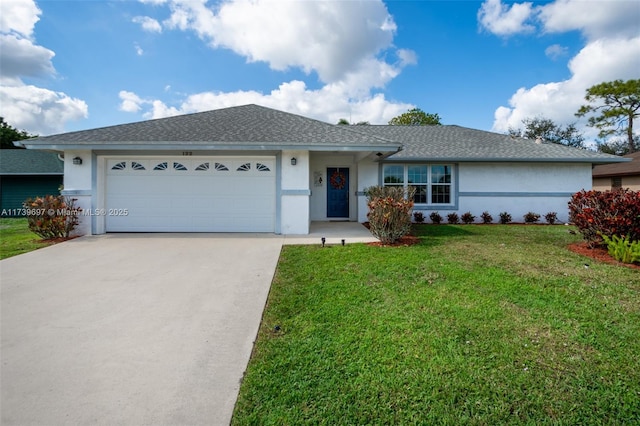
[383,156,631,163]
[20,142,402,152]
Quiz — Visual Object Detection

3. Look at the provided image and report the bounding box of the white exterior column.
[60,150,93,236]
[280,150,310,234]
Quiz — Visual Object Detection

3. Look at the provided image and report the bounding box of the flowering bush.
[366,186,415,244]
[447,212,459,224]
[480,211,493,224]
[23,195,81,239]
[545,212,558,225]
[413,211,425,223]
[429,211,442,224]
[523,212,540,224]
[568,189,640,247]
[499,212,512,224]
[461,212,475,224]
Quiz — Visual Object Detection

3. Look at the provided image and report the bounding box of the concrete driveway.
[1,234,283,426]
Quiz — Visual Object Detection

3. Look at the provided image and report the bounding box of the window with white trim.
[383,164,453,205]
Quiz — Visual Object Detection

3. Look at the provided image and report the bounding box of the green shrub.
[545,212,558,225]
[480,211,493,224]
[447,212,459,224]
[499,212,512,224]
[429,211,442,224]
[461,212,475,224]
[601,234,640,264]
[524,212,540,224]
[413,211,425,223]
[569,189,640,247]
[23,195,81,239]
[365,186,415,244]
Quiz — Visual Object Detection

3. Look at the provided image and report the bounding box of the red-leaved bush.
[23,195,81,239]
[568,188,640,247]
[366,186,415,244]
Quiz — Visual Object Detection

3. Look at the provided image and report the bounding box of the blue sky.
[1,0,639,144]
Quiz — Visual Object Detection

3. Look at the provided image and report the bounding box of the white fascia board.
[20,142,402,152]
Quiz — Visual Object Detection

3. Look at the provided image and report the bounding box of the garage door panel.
[105,157,276,232]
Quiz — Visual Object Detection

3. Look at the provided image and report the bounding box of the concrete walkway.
[0,223,376,425]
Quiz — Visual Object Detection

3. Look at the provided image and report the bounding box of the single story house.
[0,149,64,216]
[16,104,627,235]
[592,151,640,191]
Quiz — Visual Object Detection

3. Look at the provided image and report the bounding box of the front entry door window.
[327,167,349,218]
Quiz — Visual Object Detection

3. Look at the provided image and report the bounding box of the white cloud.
[486,0,640,143]
[492,36,640,139]
[538,0,640,40]
[0,84,88,135]
[133,16,162,33]
[0,0,41,38]
[0,0,88,135]
[119,90,144,113]
[544,44,568,60]
[123,0,417,127]
[152,0,411,88]
[0,34,55,82]
[119,80,413,125]
[478,0,535,36]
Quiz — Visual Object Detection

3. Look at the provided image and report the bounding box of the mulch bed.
[567,242,640,270]
[367,235,421,247]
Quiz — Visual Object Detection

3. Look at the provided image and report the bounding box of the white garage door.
[105,157,276,232]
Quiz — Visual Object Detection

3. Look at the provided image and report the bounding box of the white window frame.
[382,163,455,207]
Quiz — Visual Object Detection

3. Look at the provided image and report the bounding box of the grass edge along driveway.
[233,225,640,425]
[0,218,57,260]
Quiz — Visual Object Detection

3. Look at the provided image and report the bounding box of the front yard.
[233,225,640,424]
[0,218,56,260]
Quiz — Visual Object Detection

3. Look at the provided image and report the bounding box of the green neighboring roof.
[0,149,64,175]
[18,104,401,153]
[592,151,640,177]
[353,125,628,164]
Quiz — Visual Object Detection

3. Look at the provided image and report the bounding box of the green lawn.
[233,225,640,425]
[0,218,54,259]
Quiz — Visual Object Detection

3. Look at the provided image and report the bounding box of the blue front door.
[327,167,349,218]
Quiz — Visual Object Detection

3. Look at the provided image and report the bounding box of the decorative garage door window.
[110,161,146,171]
[107,158,275,177]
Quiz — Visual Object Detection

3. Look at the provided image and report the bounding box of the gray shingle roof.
[351,125,627,163]
[0,149,64,174]
[18,104,627,164]
[20,104,400,151]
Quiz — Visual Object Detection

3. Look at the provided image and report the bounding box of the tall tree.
[508,117,585,148]
[0,118,35,149]
[576,79,640,153]
[388,108,441,126]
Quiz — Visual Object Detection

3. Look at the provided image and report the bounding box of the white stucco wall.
[451,162,592,223]
[357,160,379,223]
[60,150,93,236]
[280,150,310,234]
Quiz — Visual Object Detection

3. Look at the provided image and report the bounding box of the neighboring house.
[592,151,640,191]
[16,104,626,235]
[0,149,64,216]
